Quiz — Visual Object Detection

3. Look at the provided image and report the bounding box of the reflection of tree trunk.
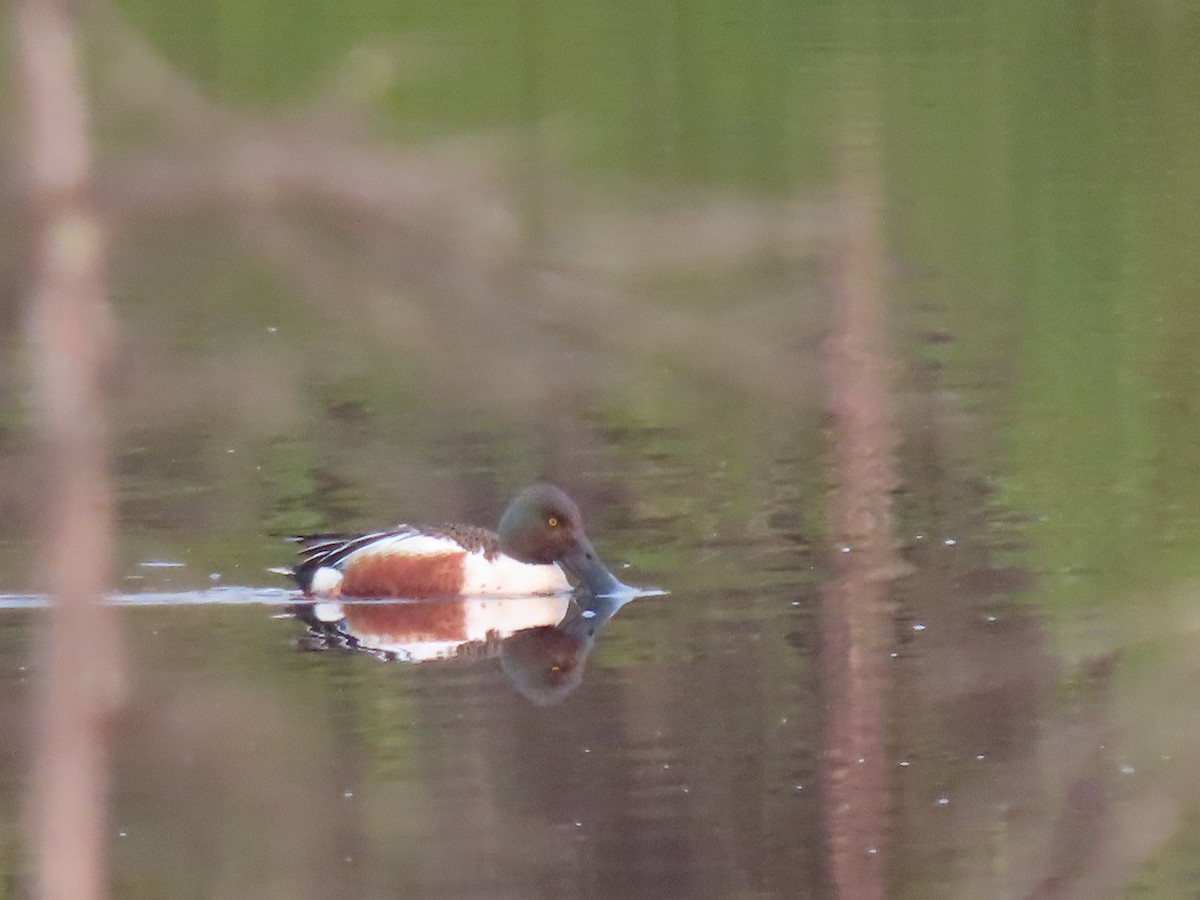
[819,130,900,900]
[14,2,125,899]
[319,666,368,900]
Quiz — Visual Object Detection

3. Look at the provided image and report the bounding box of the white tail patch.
[309,566,344,598]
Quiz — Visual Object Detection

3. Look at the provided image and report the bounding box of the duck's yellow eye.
[547,517,558,527]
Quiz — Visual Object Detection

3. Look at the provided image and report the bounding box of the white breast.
[459,552,571,596]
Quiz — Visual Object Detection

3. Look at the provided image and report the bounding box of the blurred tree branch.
[77,11,834,418]
[12,0,126,898]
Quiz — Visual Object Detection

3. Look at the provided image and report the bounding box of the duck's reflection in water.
[288,591,633,704]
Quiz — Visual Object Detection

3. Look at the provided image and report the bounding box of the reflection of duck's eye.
[547,517,558,527]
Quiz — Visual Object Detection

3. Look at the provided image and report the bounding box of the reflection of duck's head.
[498,484,626,597]
[500,625,590,705]
[498,592,636,705]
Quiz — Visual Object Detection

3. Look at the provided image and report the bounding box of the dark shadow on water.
[290,590,638,705]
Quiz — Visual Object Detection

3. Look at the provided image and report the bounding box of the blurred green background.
[1,1,1199,897]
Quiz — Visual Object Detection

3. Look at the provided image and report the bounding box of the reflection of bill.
[289,590,637,705]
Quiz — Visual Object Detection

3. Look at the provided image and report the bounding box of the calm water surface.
[2,1,1200,898]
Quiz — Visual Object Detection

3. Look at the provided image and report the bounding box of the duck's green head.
[498,484,624,596]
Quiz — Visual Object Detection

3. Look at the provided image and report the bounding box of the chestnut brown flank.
[340,551,466,598]
[342,600,468,641]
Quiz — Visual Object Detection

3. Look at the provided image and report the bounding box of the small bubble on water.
[581,609,596,619]
[890,651,899,658]
[912,623,926,632]
[209,572,221,582]
[898,760,910,768]
[1119,764,1135,775]
[943,538,957,546]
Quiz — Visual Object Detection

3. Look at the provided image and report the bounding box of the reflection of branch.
[13,1,125,898]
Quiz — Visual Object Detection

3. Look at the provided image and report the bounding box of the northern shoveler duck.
[280,483,626,599]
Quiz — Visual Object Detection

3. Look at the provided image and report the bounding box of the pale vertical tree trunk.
[12,2,126,899]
